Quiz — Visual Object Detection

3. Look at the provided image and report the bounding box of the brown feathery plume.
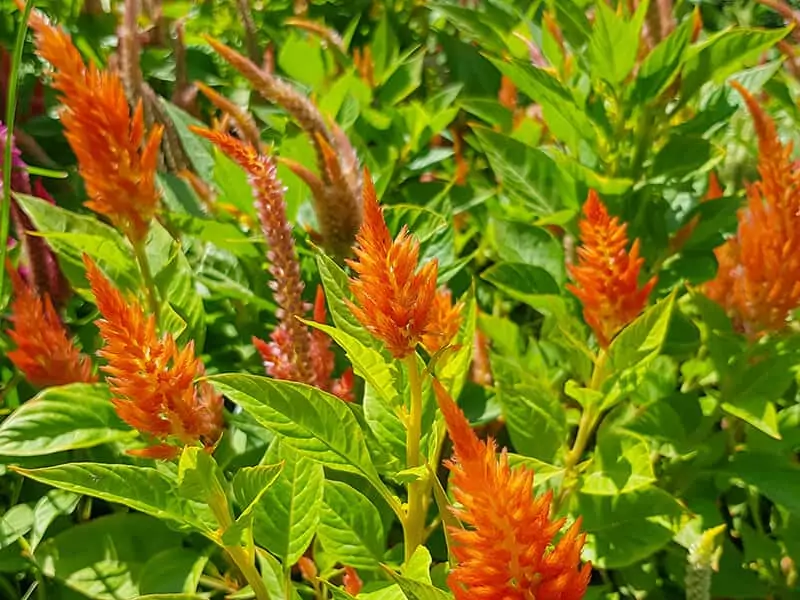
[6,263,96,388]
[196,82,261,148]
[85,256,223,459]
[202,36,362,257]
[234,0,261,63]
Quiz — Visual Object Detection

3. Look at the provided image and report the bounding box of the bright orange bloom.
[84,256,222,459]
[567,191,656,347]
[24,7,162,241]
[421,287,463,355]
[343,566,363,596]
[5,265,95,387]
[433,379,591,600]
[347,171,461,359]
[705,82,800,335]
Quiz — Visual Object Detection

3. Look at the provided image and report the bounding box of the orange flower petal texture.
[433,380,592,600]
[24,7,162,241]
[84,256,222,458]
[347,171,461,358]
[567,191,656,347]
[5,264,96,387]
[705,82,800,335]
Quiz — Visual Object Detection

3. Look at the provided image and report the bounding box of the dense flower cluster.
[705,81,800,335]
[85,256,222,458]
[5,265,95,388]
[567,191,656,347]
[23,5,162,242]
[347,172,462,358]
[433,379,592,599]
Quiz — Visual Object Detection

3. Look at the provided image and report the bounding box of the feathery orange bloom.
[84,256,222,458]
[567,191,656,347]
[421,287,464,355]
[5,265,95,387]
[704,82,800,334]
[24,7,162,241]
[433,379,591,600]
[347,171,461,359]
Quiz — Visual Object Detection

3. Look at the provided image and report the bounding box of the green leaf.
[384,570,452,600]
[212,147,257,218]
[496,381,566,463]
[680,27,792,105]
[481,261,560,298]
[431,3,508,53]
[0,504,33,550]
[574,486,684,568]
[629,13,693,103]
[0,384,132,456]
[223,462,284,548]
[146,221,206,347]
[579,428,655,495]
[588,0,648,86]
[29,490,80,551]
[249,440,324,565]
[473,128,576,215]
[177,446,228,511]
[605,291,676,375]
[160,100,215,175]
[316,252,379,349]
[35,513,185,599]
[278,31,326,88]
[725,452,800,515]
[210,374,381,484]
[139,548,207,595]
[12,462,216,534]
[650,135,720,181]
[303,319,400,410]
[318,480,386,570]
[489,219,565,284]
[506,455,566,487]
[378,50,424,106]
[14,193,140,293]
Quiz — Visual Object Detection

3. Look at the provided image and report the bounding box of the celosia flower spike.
[190,127,315,385]
[705,82,800,334]
[5,263,96,387]
[347,171,464,359]
[432,379,591,599]
[23,6,162,241]
[567,191,656,347]
[84,256,222,458]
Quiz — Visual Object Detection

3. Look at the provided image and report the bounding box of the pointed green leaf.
[496,381,566,463]
[0,384,133,456]
[588,0,648,86]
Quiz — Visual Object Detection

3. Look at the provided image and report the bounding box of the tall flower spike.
[84,256,222,458]
[347,171,462,359]
[5,263,96,387]
[704,82,800,335]
[567,191,656,347]
[23,5,163,242]
[432,379,591,600]
[189,128,314,385]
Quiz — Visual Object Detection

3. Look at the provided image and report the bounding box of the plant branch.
[403,355,426,564]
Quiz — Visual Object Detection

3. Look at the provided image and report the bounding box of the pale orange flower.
[347,171,461,359]
[433,379,591,600]
[5,265,95,387]
[567,191,656,347]
[343,566,363,596]
[84,256,222,459]
[421,288,463,355]
[705,82,800,335]
[24,6,162,241]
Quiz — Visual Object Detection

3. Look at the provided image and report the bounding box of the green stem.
[226,545,271,600]
[1,1,34,302]
[132,237,160,321]
[403,355,425,564]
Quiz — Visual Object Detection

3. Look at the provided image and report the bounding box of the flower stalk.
[403,355,426,563]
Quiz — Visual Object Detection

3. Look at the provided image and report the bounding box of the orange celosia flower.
[342,566,363,596]
[347,171,461,359]
[421,287,464,355]
[23,6,162,241]
[84,256,222,458]
[5,265,96,387]
[567,191,656,347]
[705,82,800,335]
[433,379,591,599]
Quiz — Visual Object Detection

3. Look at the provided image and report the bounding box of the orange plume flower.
[84,257,222,459]
[347,171,461,359]
[433,380,591,599]
[705,82,800,335]
[5,265,95,387]
[421,287,464,355]
[24,7,162,241]
[567,191,656,347]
